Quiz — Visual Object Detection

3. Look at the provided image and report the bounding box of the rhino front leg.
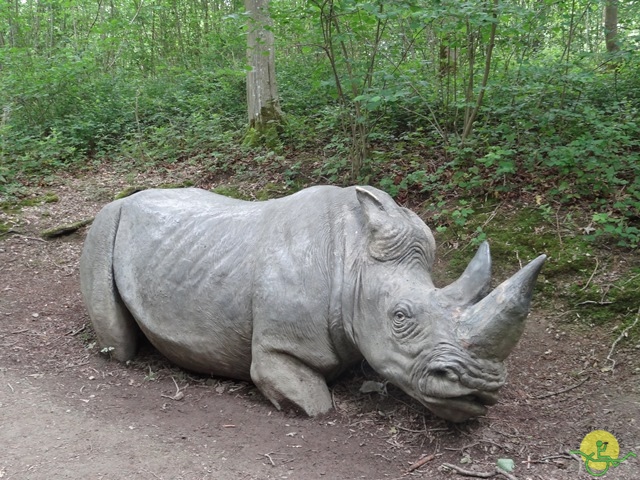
[250,347,332,416]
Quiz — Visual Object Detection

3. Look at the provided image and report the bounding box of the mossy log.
[41,218,94,239]
[114,186,147,200]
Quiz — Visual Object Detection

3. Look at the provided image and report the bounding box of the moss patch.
[157,180,195,189]
[20,192,59,206]
[439,207,594,276]
[211,185,251,200]
[114,181,195,200]
[114,186,147,200]
[242,124,283,152]
[430,202,640,329]
[1,192,60,212]
[254,182,287,201]
[571,268,640,325]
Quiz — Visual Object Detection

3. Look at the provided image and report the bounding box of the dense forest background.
[1,0,639,248]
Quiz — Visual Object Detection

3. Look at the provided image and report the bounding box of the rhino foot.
[250,349,332,416]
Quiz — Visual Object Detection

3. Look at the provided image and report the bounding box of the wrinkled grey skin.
[80,186,545,422]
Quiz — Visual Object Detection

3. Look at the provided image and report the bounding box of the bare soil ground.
[1,169,639,480]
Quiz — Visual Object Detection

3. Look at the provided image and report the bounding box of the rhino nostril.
[431,369,456,381]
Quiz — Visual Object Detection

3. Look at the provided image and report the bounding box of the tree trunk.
[604,0,619,53]
[245,0,282,134]
[461,0,498,145]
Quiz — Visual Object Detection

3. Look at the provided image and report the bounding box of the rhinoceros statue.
[80,185,545,422]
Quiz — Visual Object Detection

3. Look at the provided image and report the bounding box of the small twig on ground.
[576,300,612,306]
[445,442,479,452]
[536,453,573,463]
[67,324,87,336]
[395,424,429,434]
[555,207,564,248]
[2,232,48,242]
[160,377,185,401]
[461,203,502,251]
[482,203,502,228]
[375,453,393,462]
[441,463,518,480]
[263,453,276,466]
[7,383,14,393]
[621,273,640,287]
[606,308,640,372]
[440,463,494,478]
[564,448,585,474]
[449,437,506,453]
[488,426,523,439]
[580,257,599,291]
[406,453,435,473]
[0,229,21,237]
[495,467,518,480]
[531,375,590,399]
[10,329,29,335]
[59,361,90,371]
[482,439,506,451]
[565,449,584,464]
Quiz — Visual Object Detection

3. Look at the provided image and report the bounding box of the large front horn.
[455,254,546,361]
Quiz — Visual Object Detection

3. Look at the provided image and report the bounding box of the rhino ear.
[356,187,434,267]
[355,187,388,226]
[356,187,402,260]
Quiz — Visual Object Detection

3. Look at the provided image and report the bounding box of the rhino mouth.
[453,391,499,407]
[421,391,499,422]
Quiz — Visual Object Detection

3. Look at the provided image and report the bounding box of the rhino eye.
[391,306,419,340]
[391,302,413,322]
[393,311,407,321]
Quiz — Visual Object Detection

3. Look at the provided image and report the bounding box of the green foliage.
[313,155,351,184]
[1,0,639,253]
[589,212,640,249]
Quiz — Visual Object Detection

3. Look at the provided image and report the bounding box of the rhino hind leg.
[79,201,139,362]
[250,348,332,416]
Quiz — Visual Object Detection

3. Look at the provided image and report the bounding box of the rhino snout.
[408,346,507,421]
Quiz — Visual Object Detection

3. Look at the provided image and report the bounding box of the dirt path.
[1,171,639,479]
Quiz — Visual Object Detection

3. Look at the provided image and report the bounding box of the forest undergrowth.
[1,0,639,342]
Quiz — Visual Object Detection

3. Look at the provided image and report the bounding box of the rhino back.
[111,186,362,379]
[113,188,262,378]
